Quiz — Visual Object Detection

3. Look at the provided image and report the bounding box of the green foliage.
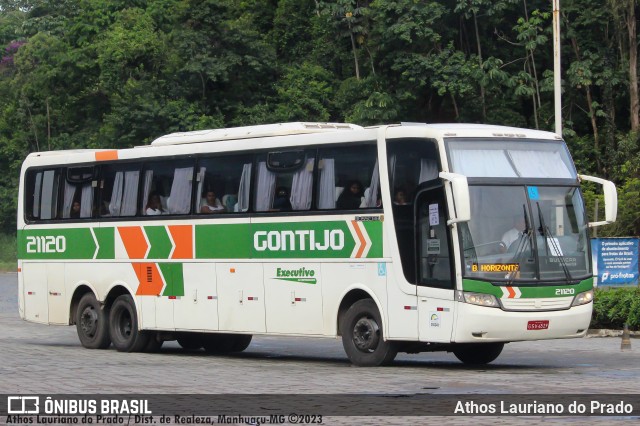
[592,287,640,330]
[274,63,336,122]
[0,0,638,234]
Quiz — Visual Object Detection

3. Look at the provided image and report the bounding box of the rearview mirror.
[578,174,617,227]
[439,172,470,225]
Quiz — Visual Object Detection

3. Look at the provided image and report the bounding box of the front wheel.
[340,299,397,366]
[452,343,504,365]
[75,293,111,349]
[109,294,149,352]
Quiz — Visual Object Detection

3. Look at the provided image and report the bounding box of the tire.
[177,333,204,351]
[202,334,252,353]
[453,343,504,365]
[75,293,111,349]
[144,332,163,353]
[109,294,149,352]
[340,299,397,366]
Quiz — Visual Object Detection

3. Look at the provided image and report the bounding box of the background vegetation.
[592,287,640,330]
[0,0,638,323]
[0,0,638,234]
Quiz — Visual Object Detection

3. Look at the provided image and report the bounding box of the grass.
[0,233,16,272]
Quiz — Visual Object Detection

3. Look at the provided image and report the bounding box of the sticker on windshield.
[429,204,439,226]
[426,239,441,254]
[527,186,540,200]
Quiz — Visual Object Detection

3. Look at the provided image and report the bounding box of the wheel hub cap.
[353,317,380,352]
[80,307,98,337]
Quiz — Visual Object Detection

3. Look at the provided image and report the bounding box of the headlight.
[572,289,594,306]
[463,292,500,308]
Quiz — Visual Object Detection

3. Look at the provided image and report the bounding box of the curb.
[586,329,640,338]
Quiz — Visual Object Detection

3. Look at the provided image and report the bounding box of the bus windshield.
[447,139,576,179]
[459,185,590,283]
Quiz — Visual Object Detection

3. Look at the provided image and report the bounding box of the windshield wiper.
[536,202,573,283]
[506,205,532,284]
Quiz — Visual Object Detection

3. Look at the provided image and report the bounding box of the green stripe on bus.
[462,277,593,298]
[18,228,96,260]
[145,226,173,259]
[362,221,383,258]
[159,262,184,297]
[195,224,252,259]
[18,219,384,260]
[94,227,115,259]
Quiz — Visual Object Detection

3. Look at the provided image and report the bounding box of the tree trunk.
[473,11,487,121]
[348,22,360,80]
[570,36,602,173]
[46,98,51,151]
[627,0,639,131]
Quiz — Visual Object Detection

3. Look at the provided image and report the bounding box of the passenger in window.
[70,201,81,218]
[272,186,292,211]
[394,188,409,205]
[200,190,224,214]
[145,193,165,216]
[337,180,363,210]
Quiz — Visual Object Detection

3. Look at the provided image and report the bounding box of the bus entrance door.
[415,187,456,343]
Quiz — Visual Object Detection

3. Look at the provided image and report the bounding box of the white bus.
[17,122,617,366]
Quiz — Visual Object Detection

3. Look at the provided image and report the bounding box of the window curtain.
[419,158,439,183]
[195,167,206,209]
[121,170,139,216]
[364,159,380,208]
[449,149,517,178]
[62,180,75,218]
[109,172,124,216]
[41,170,56,220]
[507,150,573,178]
[80,184,93,218]
[318,158,335,209]
[237,163,252,212]
[255,162,276,211]
[290,158,315,210]
[33,172,43,218]
[388,155,396,191]
[142,170,154,213]
[168,167,194,214]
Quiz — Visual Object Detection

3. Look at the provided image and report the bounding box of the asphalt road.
[1,273,638,424]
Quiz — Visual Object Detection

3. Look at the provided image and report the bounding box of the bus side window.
[254,150,315,212]
[316,144,378,210]
[141,160,195,216]
[99,165,140,217]
[59,167,97,219]
[25,169,60,221]
[196,155,253,214]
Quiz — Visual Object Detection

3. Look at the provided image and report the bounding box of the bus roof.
[378,123,562,141]
[150,122,365,146]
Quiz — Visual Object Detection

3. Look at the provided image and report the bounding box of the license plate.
[527,320,549,330]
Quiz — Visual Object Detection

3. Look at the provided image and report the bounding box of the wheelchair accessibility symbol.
[378,263,387,277]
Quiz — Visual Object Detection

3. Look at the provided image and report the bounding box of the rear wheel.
[452,343,504,365]
[177,333,204,351]
[75,293,111,349]
[340,299,397,366]
[109,294,149,352]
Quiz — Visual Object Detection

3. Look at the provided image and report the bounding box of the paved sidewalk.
[1,273,639,424]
